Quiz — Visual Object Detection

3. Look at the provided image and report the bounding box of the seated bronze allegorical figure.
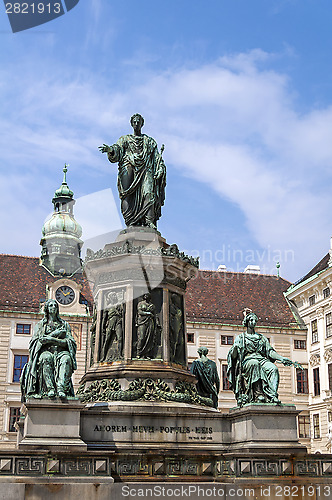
[227,310,302,407]
[20,299,77,401]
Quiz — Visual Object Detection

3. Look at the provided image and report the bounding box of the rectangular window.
[324,288,331,299]
[221,335,234,345]
[328,364,332,392]
[9,407,20,433]
[309,295,316,306]
[222,364,231,390]
[187,333,195,344]
[13,354,28,383]
[313,413,320,439]
[326,313,332,338]
[69,323,82,351]
[294,339,306,350]
[296,368,308,394]
[311,320,318,343]
[52,244,61,253]
[313,367,320,396]
[298,415,310,438]
[16,324,31,335]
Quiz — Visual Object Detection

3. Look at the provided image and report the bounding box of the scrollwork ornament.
[324,349,332,363]
[309,353,320,366]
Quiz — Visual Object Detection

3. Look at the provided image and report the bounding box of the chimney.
[244,265,260,274]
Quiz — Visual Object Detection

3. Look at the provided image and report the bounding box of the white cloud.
[1,49,332,279]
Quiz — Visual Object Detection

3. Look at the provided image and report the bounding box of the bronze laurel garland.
[77,378,213,407]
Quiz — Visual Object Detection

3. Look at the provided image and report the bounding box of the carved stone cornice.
[84,242,199,268]
[309,353,320,367]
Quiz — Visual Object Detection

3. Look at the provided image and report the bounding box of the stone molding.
[0,453,331,479]
[85,242,199,268]
[316,307,324,319]
[95,270,188,290]
[324,349,332,363]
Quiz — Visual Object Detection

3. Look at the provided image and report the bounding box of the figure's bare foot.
[48,389,55,398]
[58,391,66,399]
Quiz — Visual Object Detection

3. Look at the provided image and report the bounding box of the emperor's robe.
[107,134,166,226]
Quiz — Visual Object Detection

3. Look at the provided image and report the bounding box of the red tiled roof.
[0,254,93,312]
[186,270,298,328]
[0,255,298,328]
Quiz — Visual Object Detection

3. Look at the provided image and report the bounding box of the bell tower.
[40,165,83,276]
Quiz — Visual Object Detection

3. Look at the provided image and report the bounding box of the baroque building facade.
[285,241,332,453]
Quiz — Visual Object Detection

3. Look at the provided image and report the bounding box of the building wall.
[286,265,332,453]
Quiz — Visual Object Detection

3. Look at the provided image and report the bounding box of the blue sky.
[1,0,332,282]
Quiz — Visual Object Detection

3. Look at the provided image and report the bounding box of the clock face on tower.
[55,285,75,305]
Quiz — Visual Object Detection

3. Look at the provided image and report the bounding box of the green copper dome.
[42,164,82,239]
[52,164,74,202]
[42,213,82,238]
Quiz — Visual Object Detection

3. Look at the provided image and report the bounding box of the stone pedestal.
[80,228,205,406]
[18,399,87,452]
[227,404,307,454]
[81,401,224,452]
[79,401,306,455]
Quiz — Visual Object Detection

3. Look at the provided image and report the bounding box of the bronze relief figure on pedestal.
[99,291,124,362]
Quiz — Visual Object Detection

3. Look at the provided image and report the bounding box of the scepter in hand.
[154,144,165,180]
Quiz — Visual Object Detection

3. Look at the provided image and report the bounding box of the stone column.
[124,284,133,363]
[93,291,103,365]
[162,288,170,362]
